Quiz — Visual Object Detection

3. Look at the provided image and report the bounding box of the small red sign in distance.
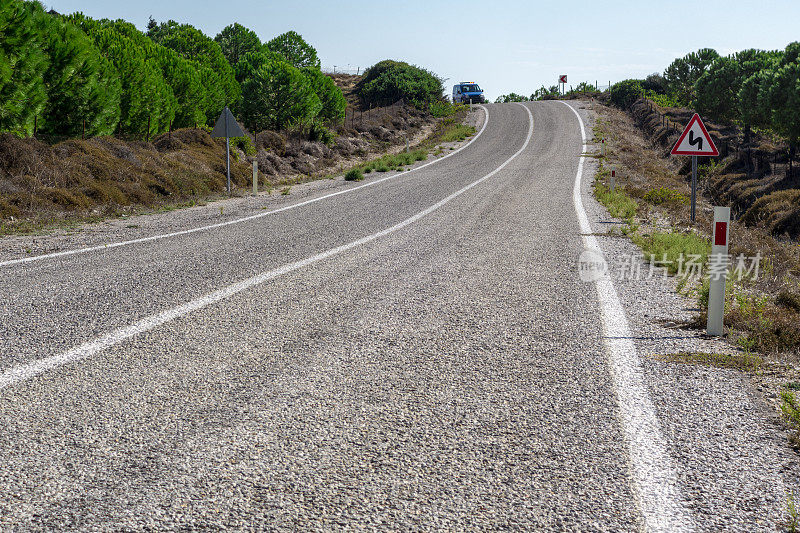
[714,222,727,246]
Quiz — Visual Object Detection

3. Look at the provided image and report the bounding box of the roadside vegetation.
[592,111,800,356]
[0,0,474,234]
[591,93,800,450]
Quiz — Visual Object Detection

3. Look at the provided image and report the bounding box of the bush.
[428,100,459,117]
[644,90,681,108]
[643,187,688,206]
[308,119,334,145]
[344,168,363,181]
[495,93,529,103]
[357,60,444,108]
[609,79,644,109]
[230,136,255,155]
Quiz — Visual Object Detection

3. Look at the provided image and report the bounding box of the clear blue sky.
[44,0,800,102]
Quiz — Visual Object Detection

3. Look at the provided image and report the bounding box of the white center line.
[560,100,695,532]
[0,107,490,269]
[0,104,533,391]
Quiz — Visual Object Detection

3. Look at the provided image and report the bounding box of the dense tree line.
[0,1,347,138]
[608,42,800,170]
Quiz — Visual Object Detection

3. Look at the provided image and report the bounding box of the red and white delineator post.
[707,206,730,336]
[610,166,616,192]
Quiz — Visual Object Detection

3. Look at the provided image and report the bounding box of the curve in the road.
[0,104,533,392]
[0,108,490,269]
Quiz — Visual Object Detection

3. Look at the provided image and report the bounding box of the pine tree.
[302,67,346,122]
[148,20,240,109]
[214,23,261,68]
[264,31,320,70]
[240,55,321,131]
[71,14,177,136]
[0,0,48,135]
[30,5,121,136]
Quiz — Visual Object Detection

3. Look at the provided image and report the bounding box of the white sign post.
[252,160,258,195]
[670,113,719,222]
[210,107,246,194]
[707,206,730,336]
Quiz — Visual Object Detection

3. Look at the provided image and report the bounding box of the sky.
[43,0,800,102]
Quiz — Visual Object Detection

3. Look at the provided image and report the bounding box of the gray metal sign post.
[691,155,697,221]
[225,119,230,193]
[210,107,245,195]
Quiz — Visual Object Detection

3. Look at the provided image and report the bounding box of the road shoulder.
[571,99,800,530]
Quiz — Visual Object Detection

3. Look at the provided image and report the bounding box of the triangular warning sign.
[671,113,719,156]
[210,107,245,138]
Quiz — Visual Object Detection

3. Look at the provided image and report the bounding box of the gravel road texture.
[0,101,797,531]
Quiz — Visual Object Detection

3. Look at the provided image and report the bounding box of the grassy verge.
[336,109,477,178]
[782,387,800,449]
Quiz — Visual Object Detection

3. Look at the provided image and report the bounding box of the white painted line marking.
[1,107,490,269]
[0,104,533,391]
[560,101,695,532]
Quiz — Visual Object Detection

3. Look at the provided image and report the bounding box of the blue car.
[452,82,485,104]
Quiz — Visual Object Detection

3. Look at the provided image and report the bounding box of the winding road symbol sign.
[671,113,719,156]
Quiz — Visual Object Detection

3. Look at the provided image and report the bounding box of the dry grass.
[0,129,251,232]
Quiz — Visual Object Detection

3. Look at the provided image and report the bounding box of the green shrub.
[594,181,638,219]
[428,100,459,117]
[438,121,475,143]
[494,93,529,103]
[631,231,710,276]
[230,136,256,155]
[643,187,689,206]
[344,168,363,181]
[357,60,444,108]
[308,119,334,144]
[644,90,681,108]
[609,79,644,109]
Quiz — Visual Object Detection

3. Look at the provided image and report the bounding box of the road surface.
[1,102,796,531]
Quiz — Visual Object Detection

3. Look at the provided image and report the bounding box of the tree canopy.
[147,20,240,108]
[264,31,320,70]
[357,60,444,108]
[215,23,262,68]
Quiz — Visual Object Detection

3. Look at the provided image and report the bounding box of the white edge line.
[559,100,695,532]
[0,104,533,391]
[0,106,490,268]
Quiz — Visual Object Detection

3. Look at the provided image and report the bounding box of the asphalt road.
[0,102,795,531]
